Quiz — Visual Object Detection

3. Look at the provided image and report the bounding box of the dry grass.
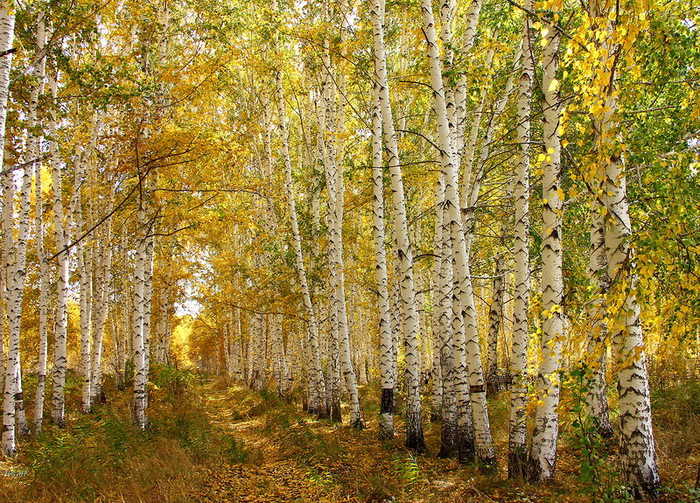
[1,371,698,502]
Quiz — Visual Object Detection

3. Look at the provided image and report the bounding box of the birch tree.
[370,0,425,451]
[509,0,533,478]
[50,70,70,428]
[588,0,660,495]
[276,70,327,418]
[318,25,364,427]
[0,2,20,456]
[529,11,564,482]
[371,85,396,440]
[420,0,495,466]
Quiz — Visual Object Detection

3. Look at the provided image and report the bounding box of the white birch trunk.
[529,19,563,482]
[454,0,482,154]
[31,10,48,432]
[90,192,114,409]
[132,197,149,429]
[34,138,49,434]
[0,2,17,457]
[319,35,364,428]
[605,156,660,497]
[509,2,533,477]
[372,85,396,439]
[437,200,458,458]
[78,202,93,413]
[486,254,505,397]
[420,0,494,465]
[50,72,69,427]
[276,71,326,418]
[371,0,425,451]
[585,198,613,437]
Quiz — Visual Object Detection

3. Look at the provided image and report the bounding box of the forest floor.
[1,369,699,502]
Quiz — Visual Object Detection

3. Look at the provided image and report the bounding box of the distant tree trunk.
[112,244,129,391]
[371,85,396,440]
[371,0,425,452]
[78,201,94,413]
[529,14,564,482]
[90,192,114,409]
[143,218,155,395]
[509,1,533,478]
[276,71,326,418]
[133,192,149,429]
[430,190,443,423]
[486,254,505,398]
[30,11,48,435]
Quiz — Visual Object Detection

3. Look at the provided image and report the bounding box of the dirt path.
[188,385,343,503]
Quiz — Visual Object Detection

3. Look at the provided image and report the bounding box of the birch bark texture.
[587,1,660,495]
[31,13,49,433]
[50,71,70,428]
[585,197,613,438]
[420,0,494,466]
[509,0,533,479]
[529,16,564,482]
[370,0,425,452]
[276,71,327,419]
[371,84,396,440]
[318,30,364,428]
[0,3,19,456]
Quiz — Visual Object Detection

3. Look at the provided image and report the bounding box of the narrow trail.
[188,383,343,503]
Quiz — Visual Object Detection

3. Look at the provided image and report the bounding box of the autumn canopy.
[1,0,699,501]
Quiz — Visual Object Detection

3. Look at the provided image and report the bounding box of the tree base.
[508,450,528,479]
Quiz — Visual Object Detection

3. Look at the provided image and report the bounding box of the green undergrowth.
[3,373,698,502]
[1,366,248,503]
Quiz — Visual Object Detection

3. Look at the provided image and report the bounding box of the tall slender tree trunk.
[371,85,396,440]
[29,10,48,435]
[509,1,533,478]
[276,71,326,418]
[133,194,149,429]
[0,2,17,457]
[529,14,564,482]
[486,254,505,397]
[371,0,425,452]
[50,71,69,427]
[436,0,475,462]
[90,190,114,409]
[586,198,613,437]
[318,32,363,428]
[34,127,49,434]
[78,201,94,414]
[420,0,494,466]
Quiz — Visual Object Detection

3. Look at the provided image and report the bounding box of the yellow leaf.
[548,78,559,92]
